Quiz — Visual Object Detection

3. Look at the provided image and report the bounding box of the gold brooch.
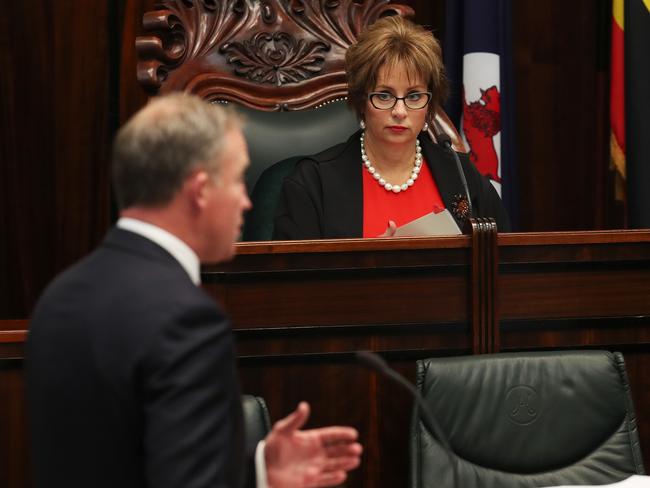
[451,194,470,221]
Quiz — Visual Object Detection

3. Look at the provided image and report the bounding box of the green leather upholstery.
[241,395,271,458]
[242,156,302,241]
[411,351,645,488]
[239,100,358,241]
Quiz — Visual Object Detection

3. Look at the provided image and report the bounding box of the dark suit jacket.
[274,130,510,239]
[27,228,249,488]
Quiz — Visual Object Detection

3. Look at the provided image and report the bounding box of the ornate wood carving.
[221,32,329,86]
[136,0,414,110]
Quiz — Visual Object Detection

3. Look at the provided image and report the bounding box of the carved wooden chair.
[136,0,463,240]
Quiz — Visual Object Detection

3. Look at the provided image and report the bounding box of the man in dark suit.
[26,93,362,488]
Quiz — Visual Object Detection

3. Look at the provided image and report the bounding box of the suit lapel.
[319,131,364,238]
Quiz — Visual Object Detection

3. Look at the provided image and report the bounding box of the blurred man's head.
[112,93,251,263]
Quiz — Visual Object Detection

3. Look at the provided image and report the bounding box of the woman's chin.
[382,129,415,142]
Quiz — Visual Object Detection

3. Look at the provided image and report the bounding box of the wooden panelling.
[2,231,650,487]
[204,237,474,331]
[0,360,28,488]
[512,0,614,231]
[0,1,115,318]
[498,232,650,320]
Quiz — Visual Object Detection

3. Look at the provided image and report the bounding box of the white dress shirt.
[117,217,201,285]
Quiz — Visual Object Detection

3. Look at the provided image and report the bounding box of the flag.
[610,0,626,207]
[625,0,650,228]
[444,0,518,230]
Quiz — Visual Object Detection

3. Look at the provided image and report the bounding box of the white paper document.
[393,209,462,237]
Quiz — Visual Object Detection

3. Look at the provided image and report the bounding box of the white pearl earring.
[422,122,429,132]
[360,120,366,130]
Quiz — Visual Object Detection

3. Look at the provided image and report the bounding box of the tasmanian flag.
[444,0,518,229]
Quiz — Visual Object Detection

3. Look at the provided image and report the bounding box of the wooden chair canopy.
[136,0,413,110]
[134,0,463,144]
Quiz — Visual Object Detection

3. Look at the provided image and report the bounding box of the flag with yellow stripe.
[610,0,625,203]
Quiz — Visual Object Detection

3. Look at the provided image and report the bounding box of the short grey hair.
[112,93,242,209]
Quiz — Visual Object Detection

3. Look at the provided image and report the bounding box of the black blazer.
[27,228,250,488]
[274,130,510,239]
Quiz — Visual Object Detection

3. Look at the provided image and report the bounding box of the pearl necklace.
[360,132,422,193]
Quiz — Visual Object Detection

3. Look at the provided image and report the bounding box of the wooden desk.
[2,229,649,488]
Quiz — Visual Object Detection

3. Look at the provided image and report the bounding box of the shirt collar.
[116,217,201,286]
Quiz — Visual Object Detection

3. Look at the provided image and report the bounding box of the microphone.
[436,132,473,222]
[356,351,458,488]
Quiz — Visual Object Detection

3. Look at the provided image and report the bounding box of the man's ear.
[184,169,211,211]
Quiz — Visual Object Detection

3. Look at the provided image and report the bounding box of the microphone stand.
[435,132,473,226]
[356,351,459,488]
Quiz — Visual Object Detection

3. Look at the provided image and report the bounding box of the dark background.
[0,0,617,319]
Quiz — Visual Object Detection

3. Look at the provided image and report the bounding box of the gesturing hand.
[264,402,362,488]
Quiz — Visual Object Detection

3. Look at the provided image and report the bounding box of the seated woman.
[273,16,510,240]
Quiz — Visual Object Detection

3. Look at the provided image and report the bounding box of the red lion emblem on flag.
[462,85,501,183]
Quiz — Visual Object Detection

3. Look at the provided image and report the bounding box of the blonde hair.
[345,16,447,124]
[112,93,242,209]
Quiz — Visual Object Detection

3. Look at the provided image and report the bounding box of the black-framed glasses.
[368,91,432,110]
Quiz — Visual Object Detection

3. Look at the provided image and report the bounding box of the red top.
[362,159,445,238]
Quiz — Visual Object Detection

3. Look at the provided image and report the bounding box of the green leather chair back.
[239,101,358,241]
[241,394,272,458]
[411,351,645,488]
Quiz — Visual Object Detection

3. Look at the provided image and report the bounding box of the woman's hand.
[378,220,397,237]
